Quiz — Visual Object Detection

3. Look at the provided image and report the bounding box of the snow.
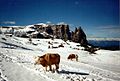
[31,31,39,35]
[23,26,35,32]
[36,23,48,27]
[0,34,120,81]
[57,22,68,25]
[15,25,35,33]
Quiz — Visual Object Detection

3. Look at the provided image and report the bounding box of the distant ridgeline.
[0,24,88,46]
[1,24,119,51]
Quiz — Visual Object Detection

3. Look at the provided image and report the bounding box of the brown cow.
[34,53,60,72]
[67,54,78,61]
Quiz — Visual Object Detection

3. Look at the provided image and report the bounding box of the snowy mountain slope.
[0,35,120,81]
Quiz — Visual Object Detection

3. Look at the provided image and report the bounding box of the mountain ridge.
[0,23,88,46]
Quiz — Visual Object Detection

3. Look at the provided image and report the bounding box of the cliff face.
[34,24,71,40]
[53,24,71,41]
[71,27,88,46]
[34,24,88,46]
[11,23,87,46]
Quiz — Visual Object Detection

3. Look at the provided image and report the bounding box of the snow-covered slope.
[0,35,120,81]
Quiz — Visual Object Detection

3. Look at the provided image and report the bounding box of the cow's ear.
[39,58,43,61]
[33,56,36,59]
[34,56,36,59]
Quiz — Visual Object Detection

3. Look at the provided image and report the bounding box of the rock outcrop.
[2,23,88,46]
[71,27,88,46]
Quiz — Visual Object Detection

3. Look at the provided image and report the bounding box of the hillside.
[0,35,120,81]
[0,23,88,46]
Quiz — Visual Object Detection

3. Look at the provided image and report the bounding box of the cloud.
[95,25,120,37]
[97,25,120,33]
[87,25,120,38]
[98,25,120,29]
[46,21,51,24]
[2,21,16,24]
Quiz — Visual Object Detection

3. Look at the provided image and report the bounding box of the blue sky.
[0,0,119,38]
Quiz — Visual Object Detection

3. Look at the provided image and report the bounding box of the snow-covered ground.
[0,34,120,81]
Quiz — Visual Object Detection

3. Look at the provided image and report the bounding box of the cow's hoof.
[55,70,59,73]
[51,70,55,73]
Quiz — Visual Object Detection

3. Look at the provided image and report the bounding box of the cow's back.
[68,54,75,59]
[44,53,60,65]
[67,54,78,61]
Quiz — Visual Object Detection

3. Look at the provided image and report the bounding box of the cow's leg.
[45,66,47,71]
[49,65,52,71]
[76,58,78,61]
[55,64,59,73]
[76,55,78,61]
[55,64,59,69]
[51,65,55,73]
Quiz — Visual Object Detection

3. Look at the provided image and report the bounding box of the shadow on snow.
[59,70,89,75]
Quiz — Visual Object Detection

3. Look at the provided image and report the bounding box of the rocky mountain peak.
[1,23,88,46]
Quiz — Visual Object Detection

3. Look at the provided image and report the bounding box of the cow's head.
[34,56,43,65]
[34,56,39,65]
[34,56,47,67]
